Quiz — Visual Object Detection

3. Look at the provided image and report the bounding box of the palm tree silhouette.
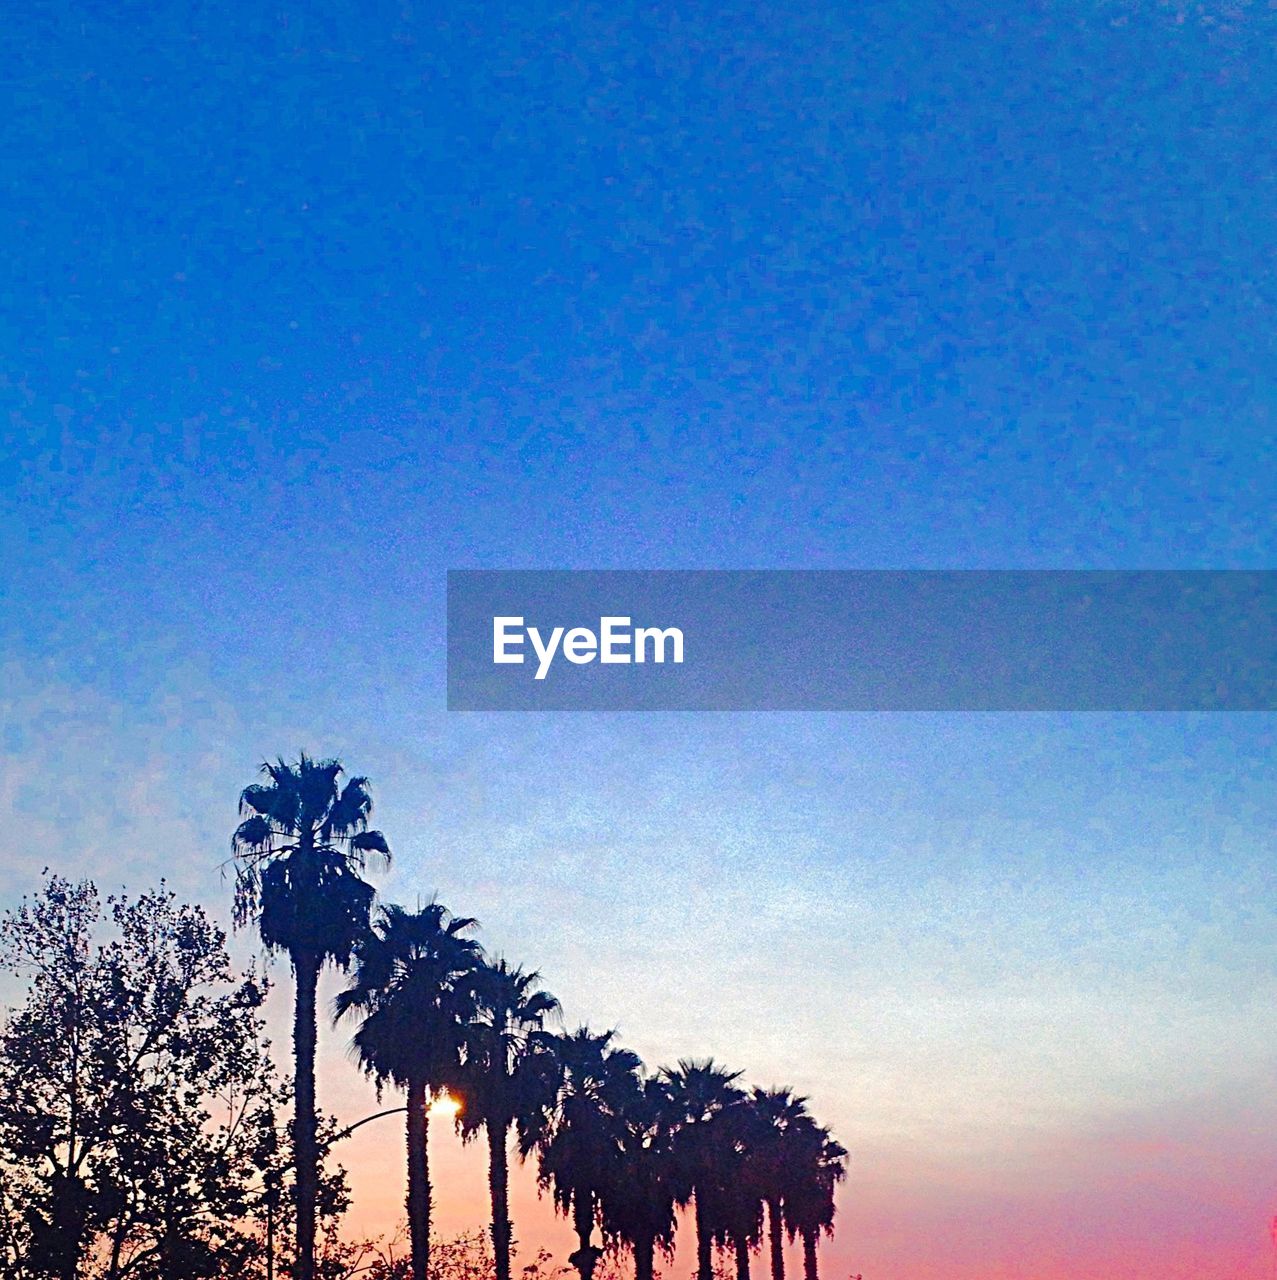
[523,1027,642,1280]
[334,902,481,1280]
[662,1058,745,1280]
[709,1098,769,1280]
[232,753,389,1280]
[748,1087,812,1280]
[599,1073,688,1280]
[455,959,561,1280]
[783,1120,847,1280]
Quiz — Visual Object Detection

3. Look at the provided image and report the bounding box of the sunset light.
[5,3,1275,1279]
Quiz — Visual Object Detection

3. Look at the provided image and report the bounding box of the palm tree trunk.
[407,1077,431,1280]
[488,1121,512,1280]
[694,1191,714,1280]
[293,950,321,1280]
[569,1193,600,1280]
[634,1234,656,1280]
[801,1229,818,1280]
[734,1234,751,1280]
[767,1199,785,1280]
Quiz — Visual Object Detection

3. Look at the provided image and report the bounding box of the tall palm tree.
[709,1100,769,1280]
[454,960,561,1280]
[334,903,482,1280]
[523,1028,642,1280]
[783,1121,847,1280]
[232,753,390,1280]
[599,1074,687,1280]
[748,1087,812,1280]
[661,1059,745,1280]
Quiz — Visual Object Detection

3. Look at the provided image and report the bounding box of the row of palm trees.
[230,755,846,1280]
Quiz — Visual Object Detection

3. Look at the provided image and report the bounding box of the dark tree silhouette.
[455,960,560,1280]
[708,1097,771,1280]
[747,1087,812,1280]
[661,1059,745,1280]
[783,1120,847,1280]
[599,1074,688,1280]
[2,818,854,1280]
[523,1028,642,1280]
[0,876,282,1280]
[334,903,481,1280]
[232,754,389,1280]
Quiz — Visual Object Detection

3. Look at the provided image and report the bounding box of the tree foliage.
[0,876,280,1280]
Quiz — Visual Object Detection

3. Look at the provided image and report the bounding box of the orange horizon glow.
[323,1056,1277,1280]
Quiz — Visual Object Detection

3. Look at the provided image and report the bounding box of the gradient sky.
[3,2,1277,1277]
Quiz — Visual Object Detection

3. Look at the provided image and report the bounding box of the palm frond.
[324,775,374,838]
[333,900,484,1093]
[232,814,274,853]
[349,829,391,866]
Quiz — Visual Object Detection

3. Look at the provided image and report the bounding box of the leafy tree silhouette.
[455,959,561,1280]
[232,754,390,1280]
[335,902,482,1280]
[0,876,284,1280]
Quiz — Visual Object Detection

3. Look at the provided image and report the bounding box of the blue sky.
[3,2,1277,1275]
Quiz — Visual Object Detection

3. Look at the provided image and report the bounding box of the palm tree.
[454,960,561,1280]
[748,1087,812,1280]
[661,1059,745,1280]
[523,1028,642,1280]
[232,754,390,1280]
[783,1121,847,1280]
[334,903,482,1280]
[599,1074,687,1280]
[709,1100,769,1280]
